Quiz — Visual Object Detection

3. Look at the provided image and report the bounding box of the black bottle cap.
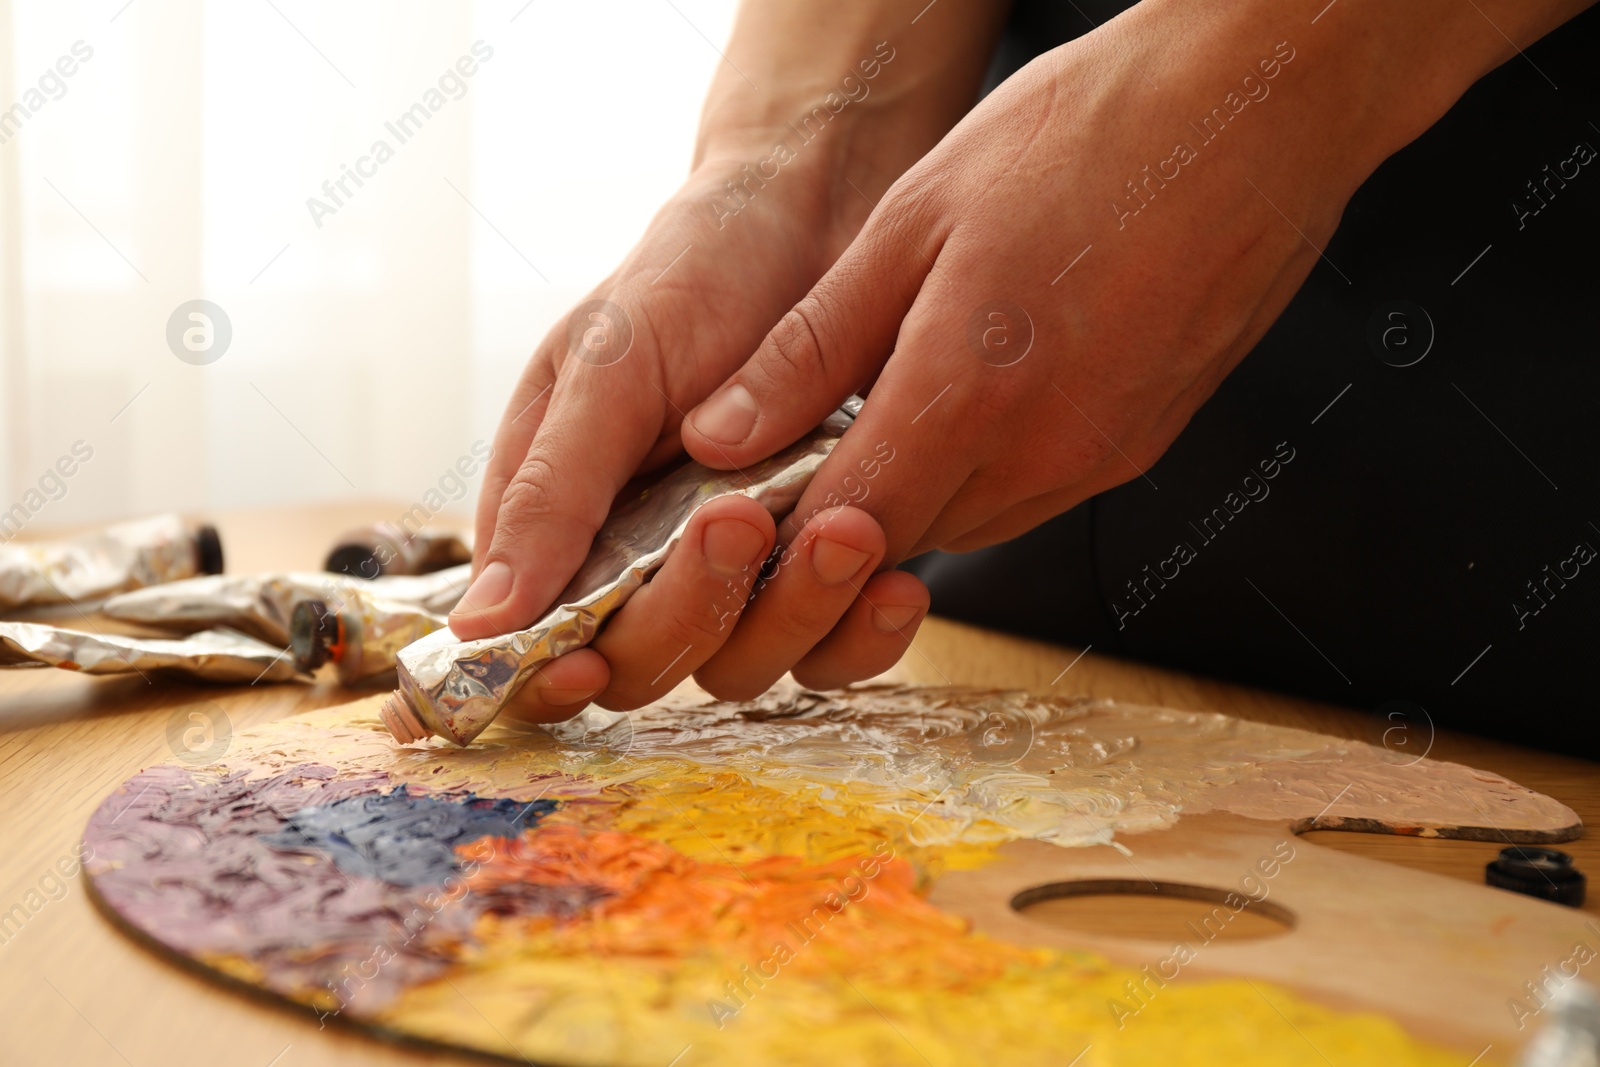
[325,543,383,579]
[194,524,225,575]
[1485,847,1585,907]
[289,598,340,672]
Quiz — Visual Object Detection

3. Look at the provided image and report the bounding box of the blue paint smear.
[260,785,557,886]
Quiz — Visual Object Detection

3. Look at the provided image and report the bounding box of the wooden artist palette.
[82,685,1584,1065]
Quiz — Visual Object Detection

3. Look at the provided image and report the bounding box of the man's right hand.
[456,151,847,638]
[455,1,1010,720]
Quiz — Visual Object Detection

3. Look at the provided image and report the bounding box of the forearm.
[1099,0,1597,196]
[1364,0,1596,112]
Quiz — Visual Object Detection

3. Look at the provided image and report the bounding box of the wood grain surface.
[1,503,1593,1066]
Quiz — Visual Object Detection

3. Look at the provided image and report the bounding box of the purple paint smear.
[83,763,607,1015]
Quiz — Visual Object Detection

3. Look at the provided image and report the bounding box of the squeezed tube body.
[389,404,859,746]
[104,565,470,645]
[0,622,303,682]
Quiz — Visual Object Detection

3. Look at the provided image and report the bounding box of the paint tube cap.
[1485,847,1585,907]
[289,598,339,672]
[194,524,225,575]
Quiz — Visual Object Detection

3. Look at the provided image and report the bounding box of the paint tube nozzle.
[380,690,432,744]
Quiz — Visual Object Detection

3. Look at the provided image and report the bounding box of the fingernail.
[811,537,872,585]
[873,604,922,633]
[702,519,767,577]
[691,383,758,444]
[453,561,512,617]
[536,685,599,708]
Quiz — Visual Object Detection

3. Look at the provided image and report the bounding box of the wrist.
[1114,0,1593,184]
[689,85,942,263]
[685,1,1009,254]
[694,36,902,165]
[692,33,952,203]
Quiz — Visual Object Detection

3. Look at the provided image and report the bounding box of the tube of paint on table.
[382,397,864,746]
[0,514,223,611]
[1517,980,1600,1066]
[362,563,471,614]
[0,621,304,682]
[102,565,470,646]
[289,595,446,685]
[324,523,472,579]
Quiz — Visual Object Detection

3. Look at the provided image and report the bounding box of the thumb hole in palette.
[1011,879,1297,942]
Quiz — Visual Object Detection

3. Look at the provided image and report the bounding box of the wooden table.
[2,504,1593,1066]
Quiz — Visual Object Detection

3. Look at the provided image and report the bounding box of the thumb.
[450,360,663,640]
[680,213,932,469]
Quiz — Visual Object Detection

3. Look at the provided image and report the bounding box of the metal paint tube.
[324,524,472,578]
[364,563,471,614]
[0,622,303,683]
[1517,980,1600,1066]
[289,595,446,684]
[0,514,223,610]
[384,398,863,746]
[101,565,470,645]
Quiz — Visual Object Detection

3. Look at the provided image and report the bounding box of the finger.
[680,197,937,469]
[694,505,885,702]
[790,568,929,691]
[472,365,559,577]
[781,368,977,570]
[450,348,667,641]
[499,648,610,725]
[918,486,1091,555]
[589,495,776,710]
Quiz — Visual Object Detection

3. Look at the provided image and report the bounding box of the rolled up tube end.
[380,690,433,744]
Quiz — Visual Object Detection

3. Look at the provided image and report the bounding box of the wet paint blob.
[261,785,558,886]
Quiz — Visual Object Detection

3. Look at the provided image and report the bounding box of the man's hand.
[673,0,1590,694]
[455,1,1006,720]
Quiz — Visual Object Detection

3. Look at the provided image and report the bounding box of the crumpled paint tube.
[0,513,223,610]
[0,622,304,683]
[324,524,473,579]
[289,595,446,685]
[384,399,862,746]
[101,565,470,646]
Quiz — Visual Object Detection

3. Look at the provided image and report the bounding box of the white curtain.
[0,0,735,535]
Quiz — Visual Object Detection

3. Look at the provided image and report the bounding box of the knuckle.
[662,599,732,654]
[502,454,559,507]
[760,304,830,383]
[764,592,844,647]
[496,457,564,531]
[878,171,940,231]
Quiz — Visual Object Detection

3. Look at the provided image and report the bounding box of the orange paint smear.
[459,823,1065,990]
